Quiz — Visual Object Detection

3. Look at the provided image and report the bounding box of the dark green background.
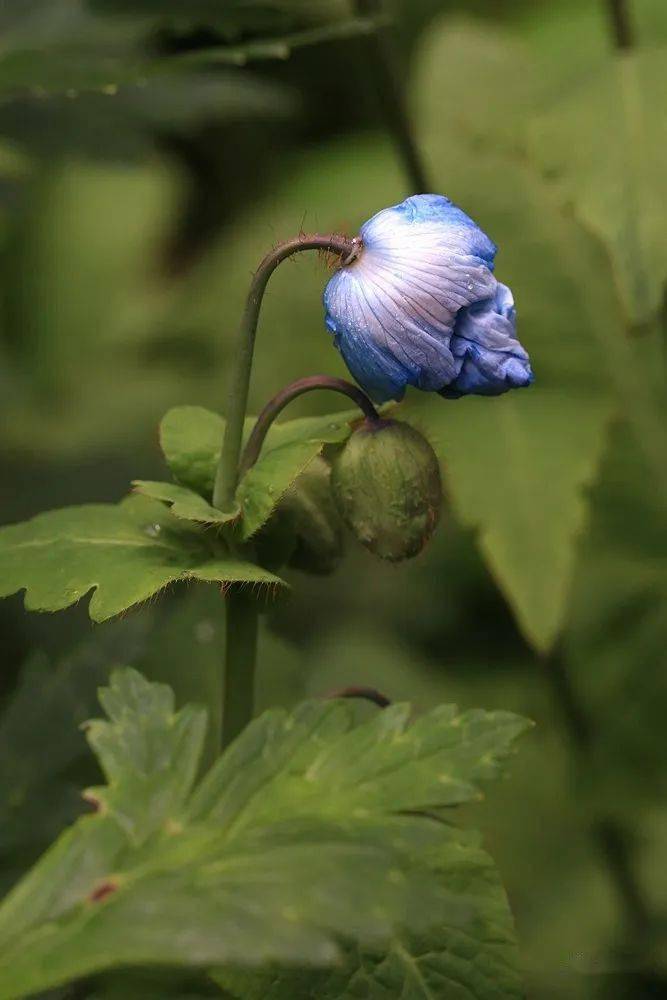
[0,1,665,997]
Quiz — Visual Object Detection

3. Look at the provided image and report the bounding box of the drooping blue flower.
[323,194,533,403]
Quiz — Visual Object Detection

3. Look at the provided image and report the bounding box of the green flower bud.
[331,419,442,562]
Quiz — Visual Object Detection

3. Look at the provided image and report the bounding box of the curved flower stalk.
[323,194,534,403]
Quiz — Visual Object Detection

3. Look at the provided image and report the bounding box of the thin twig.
[606,0,635,50]
[239,375,380,477]
[326,685,391,708]
[353,0,430,193]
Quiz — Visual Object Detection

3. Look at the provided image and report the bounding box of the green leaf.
[0,631,143,891]
[159,405,227,499]
[84,669,207,844]
[529,50,667,326]
[0,494,284,622]
[404,19,616,652]
[236,410,358,540]
[0,0,381,97]
[215,838,524,999]
[0,669,530,999]
[564,420,667,806]
[132,480,238,526]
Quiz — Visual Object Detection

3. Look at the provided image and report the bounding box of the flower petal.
[324,195,497,402]
[441,283,534,398]
[323,194,533,401]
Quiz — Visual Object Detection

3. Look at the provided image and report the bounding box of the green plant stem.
[212,233,361,512]
[354,0,429,193]
[542,648,651,939]
[606,0,635,50]
[221,589,258,748]
[239,375,380,477]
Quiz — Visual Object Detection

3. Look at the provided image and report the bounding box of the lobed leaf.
[0,670,530,999]
[0,494,284,622]
[215,837,525,999]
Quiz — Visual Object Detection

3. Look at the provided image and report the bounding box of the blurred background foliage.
[0,0,666,997]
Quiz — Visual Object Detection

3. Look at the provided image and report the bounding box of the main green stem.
[212,233,361,512]
[214,233,360,748]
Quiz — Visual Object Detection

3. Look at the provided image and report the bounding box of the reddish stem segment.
[239,375,380,477]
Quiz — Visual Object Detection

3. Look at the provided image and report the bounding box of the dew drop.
[144,523,162,538]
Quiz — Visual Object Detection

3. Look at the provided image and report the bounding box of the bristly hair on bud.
[331,418,442,562]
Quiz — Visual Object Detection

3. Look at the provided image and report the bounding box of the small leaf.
[0,671,530,999]
[0,494,284,622]
[159,405,227,499]
[236,410,358,540]
[132,480,238,525]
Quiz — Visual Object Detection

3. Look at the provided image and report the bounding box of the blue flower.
[323,194,533,403]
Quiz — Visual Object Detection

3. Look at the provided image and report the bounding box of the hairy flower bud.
[331,419,442,562]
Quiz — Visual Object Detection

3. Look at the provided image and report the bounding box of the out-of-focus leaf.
[165,16,387,69]
[87,0,355,41]
[215,838,524,999]
[529,50,667,327]
[0,494,284,622]
[0,73,293,163]
[132,480,237,525]
[564,420,667,805]
[0,0,376,97]
[0,668,529,998]
[404,19,616,653]
[0,621,148,891]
